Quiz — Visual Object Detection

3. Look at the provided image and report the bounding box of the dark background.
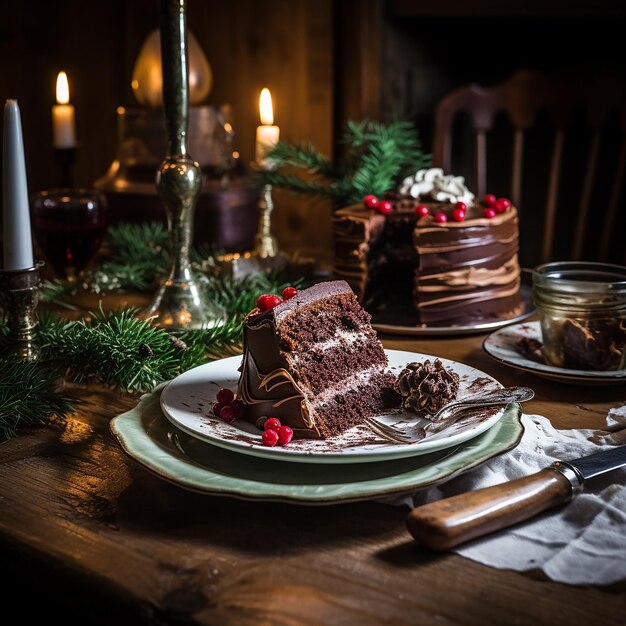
[1,0,625,265]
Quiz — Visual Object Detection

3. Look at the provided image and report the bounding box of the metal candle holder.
[253,183,279,258]
[0,263,42,361]
[144,0,224,329]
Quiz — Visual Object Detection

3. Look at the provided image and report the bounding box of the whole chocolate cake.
[237,280,399,438]
[333,168,522,326]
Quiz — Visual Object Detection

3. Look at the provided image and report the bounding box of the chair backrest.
[432,69,626,267]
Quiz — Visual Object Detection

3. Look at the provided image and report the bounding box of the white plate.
[483,321,626,384]
[159,349,506,464]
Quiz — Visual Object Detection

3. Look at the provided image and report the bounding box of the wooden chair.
[432,69,626,266]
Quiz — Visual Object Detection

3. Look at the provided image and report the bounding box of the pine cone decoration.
[395,359,460,416]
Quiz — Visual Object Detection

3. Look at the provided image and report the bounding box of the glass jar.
[532,261,626,371]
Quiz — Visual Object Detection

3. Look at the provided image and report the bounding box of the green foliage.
[0,359,73,438]
[256,119,431,205]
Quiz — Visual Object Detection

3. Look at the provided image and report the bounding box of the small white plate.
[159,349,507,464]
[483,321,626,384]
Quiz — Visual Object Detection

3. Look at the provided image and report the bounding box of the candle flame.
[259,88,274,125]
[56,71,70,104]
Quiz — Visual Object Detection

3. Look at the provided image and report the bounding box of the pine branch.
[0,359,73,438]
[254,118,431,206]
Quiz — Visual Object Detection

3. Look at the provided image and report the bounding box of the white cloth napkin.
[395,406,626,585]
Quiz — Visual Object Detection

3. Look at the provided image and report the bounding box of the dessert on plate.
[237,280,400,439]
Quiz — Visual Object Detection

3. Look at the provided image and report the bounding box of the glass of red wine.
[30,188,108,282]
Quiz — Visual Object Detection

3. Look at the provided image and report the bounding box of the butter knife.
[406,444,626,550]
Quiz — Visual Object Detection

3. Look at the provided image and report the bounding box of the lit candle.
[255,87,280,168]
[3,100,34,270]
[52,71,77,148]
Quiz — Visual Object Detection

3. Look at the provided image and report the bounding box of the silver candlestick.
[0,263,43,361]
[144,0,224,329]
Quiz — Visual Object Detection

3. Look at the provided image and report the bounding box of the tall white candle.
[3,100,34,270]
[52,71,77,148]
[255,88,280,168]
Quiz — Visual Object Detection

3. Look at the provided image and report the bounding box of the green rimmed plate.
[111,389,524,504]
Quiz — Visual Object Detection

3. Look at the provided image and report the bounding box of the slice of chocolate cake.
[237,280,399,439]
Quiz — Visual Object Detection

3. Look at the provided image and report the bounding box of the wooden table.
[1,323,625,625]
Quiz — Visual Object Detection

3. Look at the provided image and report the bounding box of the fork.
[366,386,534,444]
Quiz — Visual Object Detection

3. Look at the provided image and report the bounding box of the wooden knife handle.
[406,468,573,551]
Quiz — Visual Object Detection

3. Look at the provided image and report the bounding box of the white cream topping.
[399,168,475,205]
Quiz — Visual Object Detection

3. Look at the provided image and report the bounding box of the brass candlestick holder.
[253,183,279,258]
[0,263,42,361]
[144,0,224,329]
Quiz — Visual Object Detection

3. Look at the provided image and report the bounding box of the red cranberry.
[455,201,467,212]
[264,417,282,431]
[452,208,466,222]
[434,212,448,224]
[378,200,393,215]
[384,190,396,200]
[231,399,246,420]
[278,425,294,446]
[257,294,282,311]
[483,208,496,219]
[216,388,235,405]
[262,429,279,447]
[363,194,379,210]
[213,402,224,417]
[494,197,511,213]
[282,286,298,300]
[482,194,497,207]
[415,205,429,219]
[219,405,236,422]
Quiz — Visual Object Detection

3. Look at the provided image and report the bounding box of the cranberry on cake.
[334,168,522,326]
[237,280,399,439]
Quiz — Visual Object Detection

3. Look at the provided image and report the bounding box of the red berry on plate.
[264,417,282,431]
[262,428,279,447]
[482,194,497,207]
[483,207,496,219]
[219,404,236,422]
[363,194,379,210]
[494,197,511,213]
[434,212,448,224]
[278,425,294,446]
[282,286,298,300]
[455,201,467,212]
[378,200,393,215]
[415,205,429,219]
[257,294,282,311]
[216,388,235,405]
[452,208,466,222]
[213,402,224,417]
[231,399,246,420]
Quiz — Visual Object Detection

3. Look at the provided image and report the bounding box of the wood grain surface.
[1,330,625,624]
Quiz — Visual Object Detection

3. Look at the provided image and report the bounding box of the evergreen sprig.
[256,119,431,205]
[0,359,73,438]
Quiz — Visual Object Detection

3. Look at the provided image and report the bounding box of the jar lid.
[533,261,626,295]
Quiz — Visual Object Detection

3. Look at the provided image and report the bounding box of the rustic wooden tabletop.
[1,323,625,625]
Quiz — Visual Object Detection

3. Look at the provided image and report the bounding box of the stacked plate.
[111,350,524,504]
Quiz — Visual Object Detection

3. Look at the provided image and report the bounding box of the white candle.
[52,71,76,148]
[3,100,34,270]
[255,87,280,168]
